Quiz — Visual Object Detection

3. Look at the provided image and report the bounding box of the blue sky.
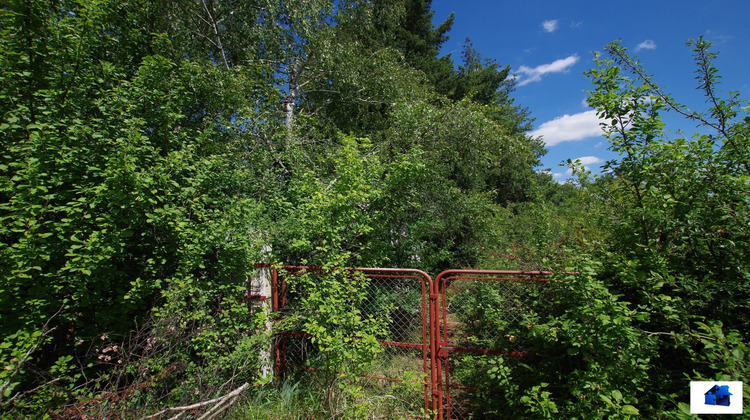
[431,0,750,181]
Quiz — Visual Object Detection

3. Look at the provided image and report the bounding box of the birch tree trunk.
[283,61,301,131]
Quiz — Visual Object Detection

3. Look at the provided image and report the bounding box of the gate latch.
[438,346,454,358]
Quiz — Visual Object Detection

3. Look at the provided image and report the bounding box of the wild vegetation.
[1,0,747,418]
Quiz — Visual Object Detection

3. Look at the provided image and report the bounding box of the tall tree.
[369,0,456,96]
[452,38,512,104]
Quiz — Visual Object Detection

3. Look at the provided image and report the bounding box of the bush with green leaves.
[523,258,652,419]
[275,265,392,418]
[446,255,651,419]
[581,38,749,416]
[0,1,273,415]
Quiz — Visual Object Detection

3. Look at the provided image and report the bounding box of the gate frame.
[268,265,436,415]
[432,269,551,420]
[260,265,554,419]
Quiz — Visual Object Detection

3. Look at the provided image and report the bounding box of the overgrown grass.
[226,380,325,420]
[226,375,427,420]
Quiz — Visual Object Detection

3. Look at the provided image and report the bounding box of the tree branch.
[140,382,249,420]
[200,0,230,70]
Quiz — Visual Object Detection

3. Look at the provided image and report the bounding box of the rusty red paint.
[256,265,557,419]
[433,269,551,420]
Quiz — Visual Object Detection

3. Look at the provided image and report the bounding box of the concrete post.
[248,244,273,380]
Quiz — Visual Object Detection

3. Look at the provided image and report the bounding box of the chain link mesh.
[271,268,552,419]
[438,273,551,419]
[274,268,432,417]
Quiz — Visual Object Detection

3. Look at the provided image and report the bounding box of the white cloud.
[575,156,604,166]
[704,30,733,45]
[542,19,559,33]
[636,39,657,51]
[565,156,605,175]
[529,110,603,146]
[515,55,579,86]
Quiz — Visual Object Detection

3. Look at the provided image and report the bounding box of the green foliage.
[0,0,271,415]
[520,383,559,418]
[0,329,43,400]
[449,256,651,419]
[274,135,384,264]
[125,279,269,412]
[276,266,391,417]
[227,380,325,420]
[480,177,609,271]
[0,0,554,416]
[266,0,543,275]
[369,0,456,96]
[581,38,750,416]
[691,321,748,383]
[528,260,652,419]
[282,268,388,373]
[373,98,543,270]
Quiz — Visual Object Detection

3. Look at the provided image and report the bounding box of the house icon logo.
[690,381,743,414]
[704,384,732,406]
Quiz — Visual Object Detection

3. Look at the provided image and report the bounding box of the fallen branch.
[140,382,249,420]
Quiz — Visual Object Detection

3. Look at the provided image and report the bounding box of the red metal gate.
[434,270,551,420]
[262,266,551,419]
[270,266,435,417]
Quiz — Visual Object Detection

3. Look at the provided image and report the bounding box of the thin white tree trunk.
[283,61,301,131]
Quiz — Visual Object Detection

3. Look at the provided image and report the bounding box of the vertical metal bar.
[421,279,429,415]
[272,267,278,312]
[443,347,452,420]
[441,273,451,420]
[428,274,440,418]
[433,271,447,420]
[272,267,282,380]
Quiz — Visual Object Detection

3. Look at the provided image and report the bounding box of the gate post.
[248,244,273,379]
